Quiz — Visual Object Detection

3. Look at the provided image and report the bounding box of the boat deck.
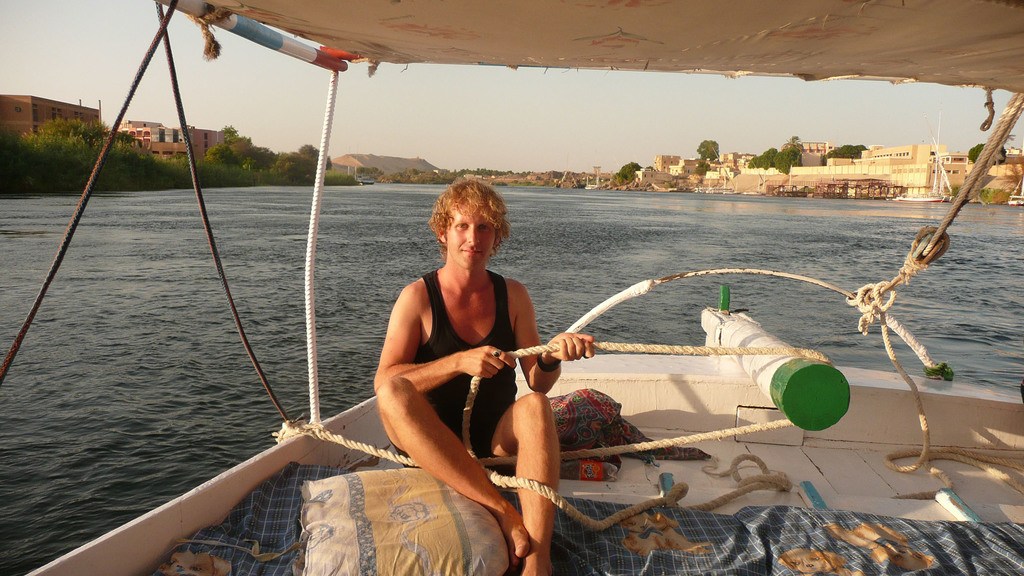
[560,435,1024,523]
[550,354,1024,524]
[31,353,1024,576]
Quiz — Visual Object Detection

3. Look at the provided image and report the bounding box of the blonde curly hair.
[429,179,511,258]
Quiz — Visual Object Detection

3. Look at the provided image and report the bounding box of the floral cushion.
[550,389,710,465]
[297,468,508,576]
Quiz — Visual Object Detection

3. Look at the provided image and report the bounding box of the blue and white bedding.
[158,463,1024,575]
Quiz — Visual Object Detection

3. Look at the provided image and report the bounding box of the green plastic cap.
[770,358,850,431]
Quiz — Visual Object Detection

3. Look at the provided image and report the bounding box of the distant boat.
[894,123,952,203]
[357,176,376,185]
[1009,177,1023,206]
[892,195,948,203]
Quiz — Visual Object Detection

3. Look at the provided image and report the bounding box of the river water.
[1,185,1022,574]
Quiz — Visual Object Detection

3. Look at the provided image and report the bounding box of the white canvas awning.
[206,0,1024,92]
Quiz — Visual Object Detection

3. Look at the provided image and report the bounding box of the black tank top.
[414,269,517,457]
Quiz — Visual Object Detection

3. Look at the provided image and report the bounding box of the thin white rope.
[304,70,340,425]
[883,314,935,367]
[566,267,942,372]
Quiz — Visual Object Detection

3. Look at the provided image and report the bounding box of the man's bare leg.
[492,392,560,576]
[375,377,531,568]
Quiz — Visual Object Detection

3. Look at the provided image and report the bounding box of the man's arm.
[374,281,512,394]
[507,280,594,393]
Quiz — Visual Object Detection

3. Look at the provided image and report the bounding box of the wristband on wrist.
[536,354,561,372]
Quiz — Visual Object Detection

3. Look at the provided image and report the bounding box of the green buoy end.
[770,358,850,431]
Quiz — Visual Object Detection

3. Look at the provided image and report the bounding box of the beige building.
[668,158,701,176]
[119,120,223,158]
[799,141,834,167]
[654,155,681,172]
[786,143,968,197]
[0,95,101,135]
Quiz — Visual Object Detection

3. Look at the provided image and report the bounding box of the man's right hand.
[459,346,515,378]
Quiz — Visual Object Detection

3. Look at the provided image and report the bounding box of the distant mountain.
[331,154,439,174]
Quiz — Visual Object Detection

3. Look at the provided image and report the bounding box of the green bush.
[978,188,1011,204]
[1,120,362,193]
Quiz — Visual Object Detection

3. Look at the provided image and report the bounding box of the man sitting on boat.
[374,180,594,576]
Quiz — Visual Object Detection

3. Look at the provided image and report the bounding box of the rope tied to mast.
[846,225,948,336]
[980,88,995,131]
[185,7,234,60]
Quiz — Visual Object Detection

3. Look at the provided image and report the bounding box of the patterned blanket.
[157,463,1024,576]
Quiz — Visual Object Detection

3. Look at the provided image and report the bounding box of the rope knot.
[186,8,233,61]
[848,281,896,335]
[273,418,310,443]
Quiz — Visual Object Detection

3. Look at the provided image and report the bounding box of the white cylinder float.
[701,308,849,431]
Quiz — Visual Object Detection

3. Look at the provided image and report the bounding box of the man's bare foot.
[519,551,553,576]
[490,500,530,568]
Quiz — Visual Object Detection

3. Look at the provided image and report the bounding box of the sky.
[3,0,1023,174]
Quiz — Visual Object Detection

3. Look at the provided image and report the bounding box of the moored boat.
[8,1,1024,575]
[892,195,949,203]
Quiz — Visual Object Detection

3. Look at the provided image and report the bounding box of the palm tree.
[782,135,802,151]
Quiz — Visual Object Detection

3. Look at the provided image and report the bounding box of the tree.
[825,144,868,160]
[968,143,985,163]
[968,143,1007,164]
[272,151,317,183]
[205,143,239,165]
[34,118,109,148]
[697,140,720,162]
[222,125,241,144]
[695,160,710,176]
[748,148,778,170]
[615,162,642,184]
[296,144,331,170]
[782,135,802,150]
[774,146,802,174]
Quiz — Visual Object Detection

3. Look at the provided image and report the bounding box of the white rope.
[567,279,656,333]
[276,413,796,530]
[566,267,942,373]
[461,340,825,454]
[304,70,340,424]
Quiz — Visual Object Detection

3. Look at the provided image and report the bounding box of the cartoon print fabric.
[156,463,1024,576]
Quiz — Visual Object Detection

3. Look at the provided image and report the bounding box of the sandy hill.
[331,154,439,174]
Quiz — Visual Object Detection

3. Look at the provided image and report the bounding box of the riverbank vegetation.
[1,120,357,194]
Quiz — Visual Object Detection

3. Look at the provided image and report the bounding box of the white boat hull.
[892,196,948,203]
[29,351,1024,575]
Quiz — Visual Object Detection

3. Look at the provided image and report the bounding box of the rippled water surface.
[1,185,1022,574]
